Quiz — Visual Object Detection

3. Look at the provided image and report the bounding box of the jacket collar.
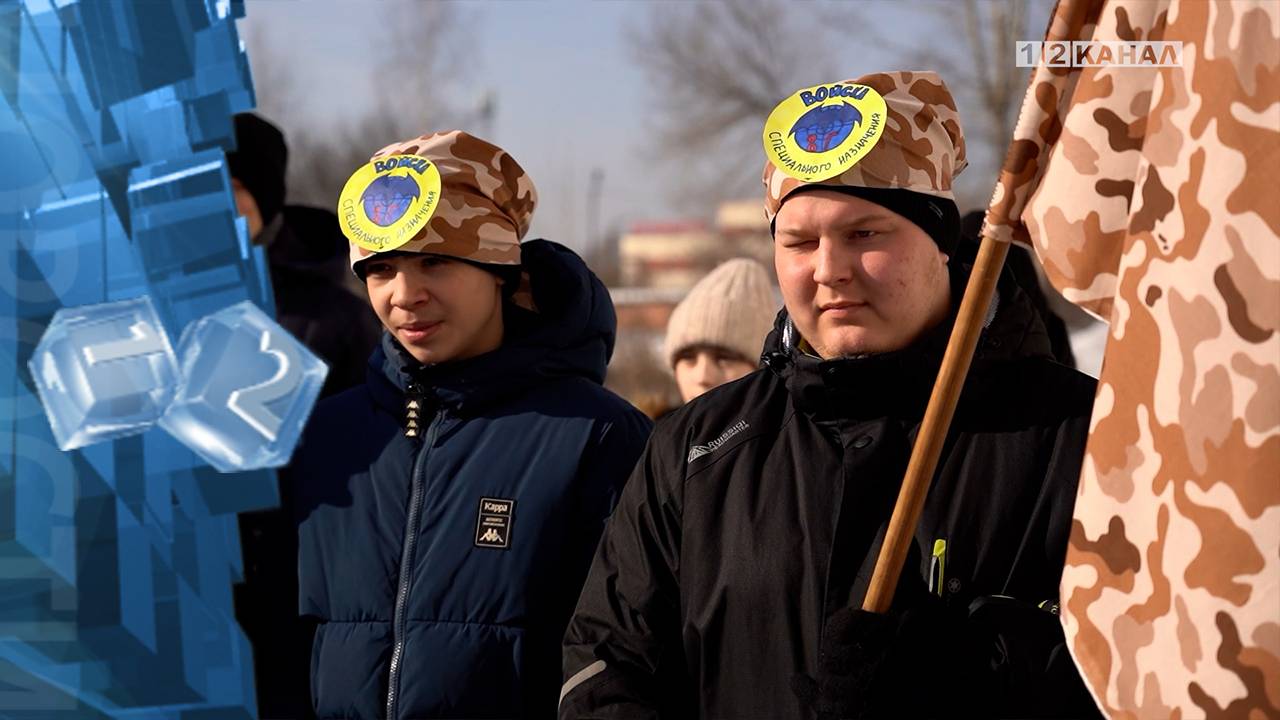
[366,313,552,418]
[362,239,616,420]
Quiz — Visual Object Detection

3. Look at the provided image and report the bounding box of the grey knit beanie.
[664,258,777,369]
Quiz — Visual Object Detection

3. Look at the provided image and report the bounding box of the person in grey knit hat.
[664,258,776,403]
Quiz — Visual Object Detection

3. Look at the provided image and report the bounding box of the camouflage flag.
[983,1,1279,717]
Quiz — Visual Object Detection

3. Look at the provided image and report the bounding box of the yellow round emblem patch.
[762,82,888,183]
[337,154,442,253]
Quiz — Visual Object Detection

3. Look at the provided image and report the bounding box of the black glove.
[967,596,1103,719]
[791,594,1104,720]
[789,606,886,719]
[791,599,961,720]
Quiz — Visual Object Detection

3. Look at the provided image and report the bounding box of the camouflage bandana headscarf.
[762,70,967,223]
[349,130,538,272]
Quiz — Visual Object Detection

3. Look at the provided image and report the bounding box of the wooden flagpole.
[857,0,1101,614]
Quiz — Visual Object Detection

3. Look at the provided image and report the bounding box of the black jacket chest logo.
[687,420,750,463]
[475,497,515,549]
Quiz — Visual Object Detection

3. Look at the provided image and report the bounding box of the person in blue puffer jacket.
[290,130,651,719]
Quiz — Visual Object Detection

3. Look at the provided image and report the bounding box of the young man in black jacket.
[561,71,1101,719]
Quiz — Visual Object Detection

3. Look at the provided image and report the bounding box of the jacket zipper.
[385,411,443,719]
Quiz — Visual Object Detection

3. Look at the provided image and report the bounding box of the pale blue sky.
[238,0,1049,252]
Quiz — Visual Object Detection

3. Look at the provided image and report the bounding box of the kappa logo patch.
[474,497,515,549]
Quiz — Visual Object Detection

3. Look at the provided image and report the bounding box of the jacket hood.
[366,239,616,416]
[265,205,353,284]
[760,262,1056,419]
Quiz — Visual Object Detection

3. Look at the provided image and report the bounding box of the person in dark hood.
[226,113,286,241]
[228,113,386,720]
[560,71,1101,719]
[291,130,651,719]
[226,112,382,398]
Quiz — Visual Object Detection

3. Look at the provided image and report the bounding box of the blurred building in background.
[619,220,718,289]
[604,200,780,415]
[714,199,775,269]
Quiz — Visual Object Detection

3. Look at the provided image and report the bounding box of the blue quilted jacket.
[293,240,651,718]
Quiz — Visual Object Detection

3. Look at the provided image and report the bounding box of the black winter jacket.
[294,240,652,719]
[561,267,1098,719]
[267,205,382,399]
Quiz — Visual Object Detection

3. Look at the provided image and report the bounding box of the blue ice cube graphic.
[27,296,180,450]
[159,301,327,472]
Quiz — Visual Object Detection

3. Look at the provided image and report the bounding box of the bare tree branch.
[626,0,1049,213]
[889,0,1046,209]
[627,0,839,211]
[245,2,469,209]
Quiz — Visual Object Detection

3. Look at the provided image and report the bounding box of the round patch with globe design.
[763,82,888,183]
[337,154,442,252]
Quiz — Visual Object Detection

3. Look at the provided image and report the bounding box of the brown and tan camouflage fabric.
[762,70,968,221]
[984,1,1280,717]
[348,130,538,269]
